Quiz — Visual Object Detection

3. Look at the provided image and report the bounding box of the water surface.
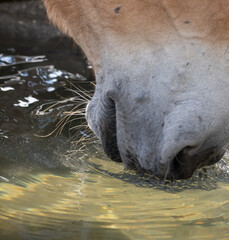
[0,44,229,240]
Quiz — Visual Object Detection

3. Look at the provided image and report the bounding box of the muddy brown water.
[0,40,229,240]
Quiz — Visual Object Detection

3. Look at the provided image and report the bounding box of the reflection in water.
[14,95,39,107]
[0,54,46,67]
[0,86,14,91]
[0,50,229,240]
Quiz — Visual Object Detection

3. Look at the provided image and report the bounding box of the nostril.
[169,145,225,180]
[100,97,122,163]
[170,145,204,179]
[170,147,193,179]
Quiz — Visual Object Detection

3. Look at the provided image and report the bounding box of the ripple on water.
[1,153,229,240]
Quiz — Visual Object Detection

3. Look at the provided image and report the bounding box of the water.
[1,43,229,240]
